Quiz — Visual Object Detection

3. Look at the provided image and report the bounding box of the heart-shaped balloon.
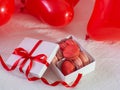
[87,0,120,41]
[24,0,75,27]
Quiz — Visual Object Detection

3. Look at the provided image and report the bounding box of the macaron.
[63,45,80,59]
[79,51,90,66]
[72,56,84,69]
[61,60,75,76]
[65,38,78,47]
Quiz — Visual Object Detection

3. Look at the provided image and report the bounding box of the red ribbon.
[0,40,82,88]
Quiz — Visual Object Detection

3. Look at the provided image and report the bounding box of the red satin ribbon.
[26,73,82,88]
[0,40,82,88]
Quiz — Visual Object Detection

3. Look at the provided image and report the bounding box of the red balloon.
[24,0,74,26]
[0,0,14,26]
[87,0,120,41]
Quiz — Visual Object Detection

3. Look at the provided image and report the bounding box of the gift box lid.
[6,37,59,78]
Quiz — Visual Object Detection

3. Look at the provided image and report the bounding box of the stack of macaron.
[56,38,90,76]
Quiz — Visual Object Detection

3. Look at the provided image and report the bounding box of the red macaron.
[61,60,76,76]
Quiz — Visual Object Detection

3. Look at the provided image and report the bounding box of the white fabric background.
[0,0,120,90]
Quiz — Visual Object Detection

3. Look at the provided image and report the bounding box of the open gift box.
[50,36,96,84]
[5,36,95,85]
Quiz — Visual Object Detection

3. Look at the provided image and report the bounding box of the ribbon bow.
[13,47,48,72]
[12,40,49,78]
[13,47,49,76]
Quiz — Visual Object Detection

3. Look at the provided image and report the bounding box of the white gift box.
[50,36,96,84]
[6,37,59,78]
